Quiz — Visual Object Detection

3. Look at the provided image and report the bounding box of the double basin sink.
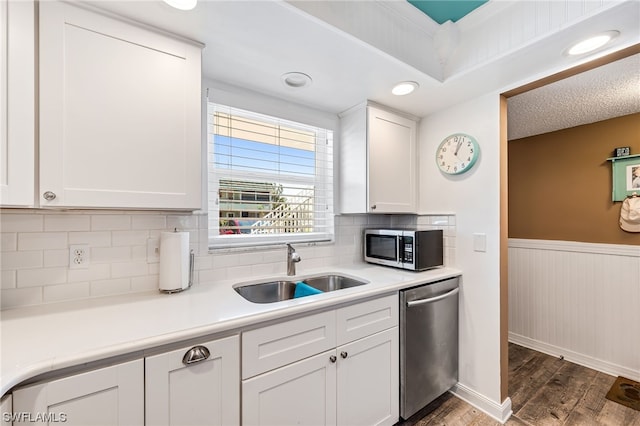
[234,274,369,304]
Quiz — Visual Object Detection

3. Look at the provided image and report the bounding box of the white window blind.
[208,103,334,248]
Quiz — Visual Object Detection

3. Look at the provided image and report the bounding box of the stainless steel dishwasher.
[399,276,459,420]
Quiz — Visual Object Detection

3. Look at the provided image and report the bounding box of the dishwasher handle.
[406,287,459,307]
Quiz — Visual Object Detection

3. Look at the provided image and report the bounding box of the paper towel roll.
[159,231,191,292]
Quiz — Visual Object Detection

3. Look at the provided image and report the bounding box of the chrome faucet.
[286,243,301,276]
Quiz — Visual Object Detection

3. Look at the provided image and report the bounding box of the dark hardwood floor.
[401,343,640,426]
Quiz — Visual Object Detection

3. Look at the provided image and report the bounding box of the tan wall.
[508,113,640,245]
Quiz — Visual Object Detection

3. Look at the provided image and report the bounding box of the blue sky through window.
[214,135,316,177]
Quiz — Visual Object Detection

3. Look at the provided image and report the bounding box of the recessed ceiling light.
[566,31,619,55]
[392,81,419,96]
[281,72,313,89]
[163,0,197,11]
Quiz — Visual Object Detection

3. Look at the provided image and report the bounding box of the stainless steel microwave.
[364,229,443,271]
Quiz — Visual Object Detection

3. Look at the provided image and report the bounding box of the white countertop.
[0,264,461,397]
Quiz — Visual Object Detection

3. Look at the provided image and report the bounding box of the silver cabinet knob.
[182,345,211,365]
[43,191,57,201]
[329,355,337,363]
[340,351,348,359]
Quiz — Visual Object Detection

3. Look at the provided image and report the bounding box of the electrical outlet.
[69,244,90,269]
[147,238,160,263]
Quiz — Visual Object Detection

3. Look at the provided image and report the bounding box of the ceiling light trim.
[163,0,197,11]
[392,81,419,96]
[565,30,620,56]
[281,72,313,89]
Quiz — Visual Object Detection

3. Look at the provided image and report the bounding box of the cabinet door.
[242,350,337,426]
[1,394,11,426]
[145,335,239,426]
[367,106,416,213]
[12,359,143,426]
[39,1,201,209]
[336,327,399,426]
[0,0,35,207]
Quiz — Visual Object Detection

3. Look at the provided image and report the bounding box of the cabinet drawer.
[337,293,398,346]
[242,310,336,379]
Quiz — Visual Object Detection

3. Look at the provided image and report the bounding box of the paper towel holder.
[160,249,195,294]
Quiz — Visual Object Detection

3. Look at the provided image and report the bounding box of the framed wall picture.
[608,154,640,201]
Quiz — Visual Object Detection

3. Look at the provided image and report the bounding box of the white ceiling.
[87,0,640,137]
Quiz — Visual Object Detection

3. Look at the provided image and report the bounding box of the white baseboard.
[509,333,640,382]
[449,383,513,424]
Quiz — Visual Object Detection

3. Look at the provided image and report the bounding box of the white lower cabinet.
[243,350,337,426]
[12,359,143,426]
[337,328,398,426]
[1,394,12,426]
[145,335,240,426]
[242,294,399,426]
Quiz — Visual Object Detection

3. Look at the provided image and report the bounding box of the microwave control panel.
[402,236,413,263]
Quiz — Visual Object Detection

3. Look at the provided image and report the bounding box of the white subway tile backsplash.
[18,232,67,250]
[112,230,149,246]
[111,261,148,278]
[43,249,70,267]
[1,251,43,270]
[1,270,16,289]
[67,264,110,283]
[1,287,43,310]
[199,267,226,284]
[131,275,158,292]
[90,278,131,297]
[91,215,131,231]
[17,267,67,287]
[43,282,90,303]
[0,214,43,232]
[1,233,17,251]
[91,247,131,263]
[0,211,456,309]
[131,246,147,261]
[69,231,111,247]
[167,215,198,230]
[44,215,91,232]
[131,215,166,230]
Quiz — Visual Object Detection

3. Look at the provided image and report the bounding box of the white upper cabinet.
[339,102,417,214]
[38,1,202,209]
[0,0,35,207]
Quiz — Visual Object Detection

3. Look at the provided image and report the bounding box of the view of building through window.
[208,105,333,246]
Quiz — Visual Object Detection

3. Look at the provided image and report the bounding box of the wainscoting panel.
[508,239,640,381]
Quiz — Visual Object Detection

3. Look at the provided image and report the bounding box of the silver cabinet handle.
[340,351,348,359]
[329,355,337,363]
[182,345,211,365]
[406,288,459,307]
[43,191,57,201]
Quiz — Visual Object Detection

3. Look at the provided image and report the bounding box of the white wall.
[418,93,505,413]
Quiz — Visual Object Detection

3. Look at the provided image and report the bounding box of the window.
[208,103,334,248]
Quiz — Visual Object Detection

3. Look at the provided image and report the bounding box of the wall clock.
[436,133,479,175]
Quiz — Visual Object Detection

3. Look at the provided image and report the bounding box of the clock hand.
[454,140,462,156]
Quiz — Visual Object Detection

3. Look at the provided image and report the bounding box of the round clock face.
[436,133,479,175]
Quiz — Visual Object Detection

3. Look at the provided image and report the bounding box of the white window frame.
[207,103,334,249]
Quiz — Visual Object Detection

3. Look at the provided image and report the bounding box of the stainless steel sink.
[302,275,368,292]
[233,274,368,304]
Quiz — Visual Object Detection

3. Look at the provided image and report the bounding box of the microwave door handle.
[397,236,403,264]
[406,288,459,307]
